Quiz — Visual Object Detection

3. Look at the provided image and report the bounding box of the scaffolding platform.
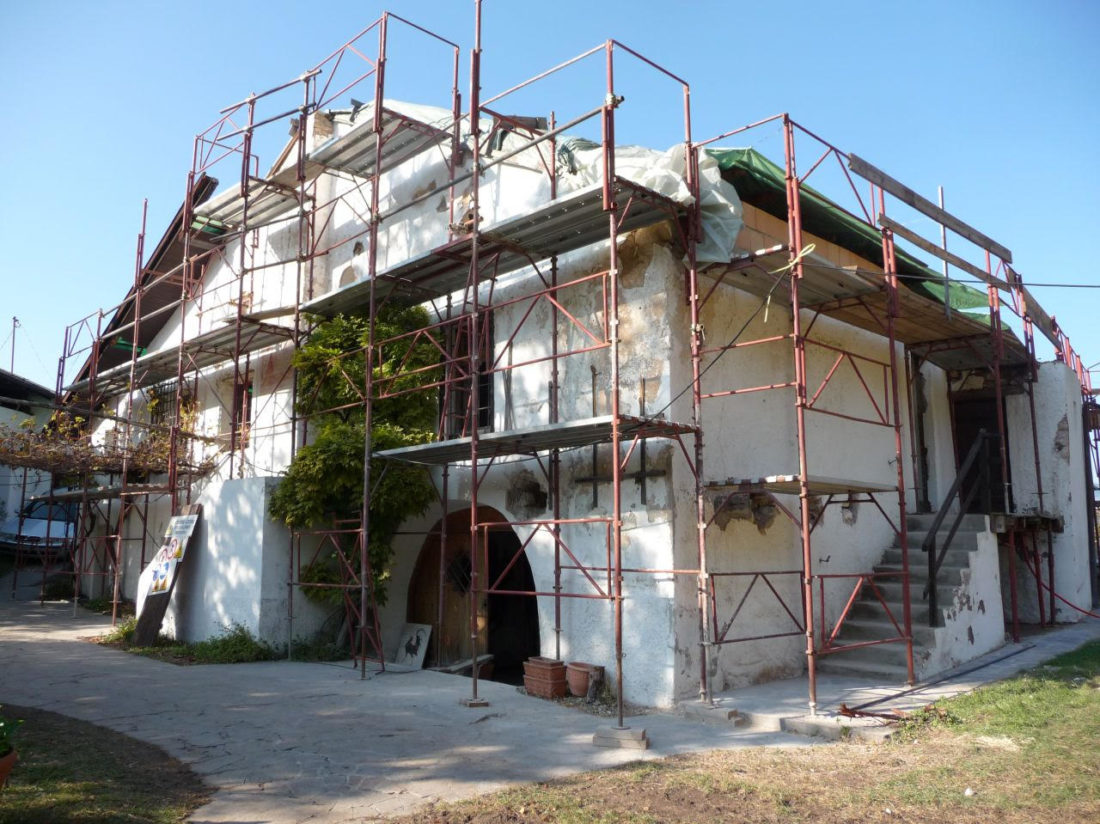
[192,162,324,233]
[311,107,452,177]
[376,414,695,465]
[707,245,1028,372]
[30,484,171,503]
[67,319,293,396]
[707,474,896,496]
[302,177,682,316]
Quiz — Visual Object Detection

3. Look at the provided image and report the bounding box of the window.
[219,376,253,449]
[442,314,493,438]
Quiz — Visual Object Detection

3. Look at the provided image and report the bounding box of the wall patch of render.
[504,468,548,519]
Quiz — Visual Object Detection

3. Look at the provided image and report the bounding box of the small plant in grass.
[99,621,280,665]
[0,707,22,757]
[99,616,138,645]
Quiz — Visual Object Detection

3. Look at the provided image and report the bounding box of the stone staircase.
[817,512,1004,682]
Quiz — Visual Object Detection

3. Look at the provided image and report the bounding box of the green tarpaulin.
[710,147,990,320]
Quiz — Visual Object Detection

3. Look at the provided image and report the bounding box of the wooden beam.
[1017,284,1059,349]
[849,154,1012,263]
[878,214,1010,291]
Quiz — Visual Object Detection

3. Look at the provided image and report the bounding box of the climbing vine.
[268,306,441,608]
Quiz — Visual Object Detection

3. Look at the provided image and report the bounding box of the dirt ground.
[390,738,1100,824]
[0,704,210,824]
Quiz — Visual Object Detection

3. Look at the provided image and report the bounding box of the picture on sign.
[143,514,199,599]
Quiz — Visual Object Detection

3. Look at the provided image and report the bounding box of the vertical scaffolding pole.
[604,40,628,730]
[687,141,711,703]
[988,279,1019,642]
[879,203,915,685]
[358,13,388,679]
[466,0,486,706]
[783,116,818,714]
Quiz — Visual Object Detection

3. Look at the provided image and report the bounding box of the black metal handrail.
[923,429,998,626]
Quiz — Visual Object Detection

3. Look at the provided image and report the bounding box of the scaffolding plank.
[706,249,882,308]
[302,177,681,317]
[192,161,323,232]
[810,287,1029,370]
[708,474,896,496]
[30,484,171,503]
[376,415,695,465]
[67,320,292,396]
[311,107,451,177]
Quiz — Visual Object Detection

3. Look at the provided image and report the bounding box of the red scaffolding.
[12,4,1093,721]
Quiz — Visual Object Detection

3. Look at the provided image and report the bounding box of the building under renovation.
[6,11,1099,718]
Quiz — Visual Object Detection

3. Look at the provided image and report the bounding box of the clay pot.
[523,657,566,699]
[566,661,595,697]
[0,749,16,789]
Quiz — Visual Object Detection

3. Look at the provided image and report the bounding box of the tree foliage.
[269,306,440,606]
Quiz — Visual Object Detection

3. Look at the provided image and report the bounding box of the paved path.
[3,573,1097,823]
[0,590,806,823]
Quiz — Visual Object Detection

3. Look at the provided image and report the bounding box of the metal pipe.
[467,0,484,705]
[879,201,915,685]
[783,116,818,715]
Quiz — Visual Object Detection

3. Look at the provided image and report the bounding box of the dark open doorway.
[406,507,540,683]
[952,395,1011,513]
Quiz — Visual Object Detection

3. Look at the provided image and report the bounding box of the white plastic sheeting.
[557,137,742,263]
[314,100,742,270]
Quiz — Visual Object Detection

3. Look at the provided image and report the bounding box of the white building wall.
[1,406,52,522]
[1005,361,1091,621]
[160,477,326,644]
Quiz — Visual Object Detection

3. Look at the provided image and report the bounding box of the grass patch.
[97,621,281,665]
[0,704,210,824]
[386,641,1100,823]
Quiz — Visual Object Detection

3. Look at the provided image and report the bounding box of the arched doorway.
[407,506,540,684]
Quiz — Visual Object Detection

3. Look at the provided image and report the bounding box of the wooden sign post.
[133,504,201,646]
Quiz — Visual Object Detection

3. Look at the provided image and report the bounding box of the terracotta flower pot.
[0,748,16,789]
[523,657,566,699]
[566,662,594,697]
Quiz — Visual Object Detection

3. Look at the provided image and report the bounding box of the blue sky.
[1,0,1097,389]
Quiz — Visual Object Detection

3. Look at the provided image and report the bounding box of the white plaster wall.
[668,275,916,696]
[918,523,1005,677]
[918,362,958,512]
[379,231,685,707]
[1,406,52,522]
[162,477,326,644]
[1005,361,1091,621]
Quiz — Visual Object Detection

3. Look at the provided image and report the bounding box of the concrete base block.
[592,726,649,749]
[781,715,895,742]
[460,697,490,708]
[680,702,746,726]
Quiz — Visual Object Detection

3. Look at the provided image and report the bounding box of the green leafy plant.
[269,307,440,610]
[0,706,22,756]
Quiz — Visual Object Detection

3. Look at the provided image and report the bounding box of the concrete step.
[816,654,911,683]
[873,562,965,583]
[881,547,973,568]
[822,639,912,667]
[896,530,982,553]
[870,580,955,605]
[907,512,988,532]
[838,617,936,647]
[848,598,935,624]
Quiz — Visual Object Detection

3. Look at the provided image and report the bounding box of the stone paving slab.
[0,590,808,823]
[4,573,1097,822]
[706,617,1100,739]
